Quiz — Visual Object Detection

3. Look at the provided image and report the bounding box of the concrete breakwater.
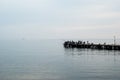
[63,41,120,50]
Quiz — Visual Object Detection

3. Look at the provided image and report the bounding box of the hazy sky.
[0,0,120,40]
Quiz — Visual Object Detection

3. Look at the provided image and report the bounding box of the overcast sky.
[0,0,120,40]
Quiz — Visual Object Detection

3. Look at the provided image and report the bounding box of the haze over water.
[1,0,120,79]
[0,39,120,80]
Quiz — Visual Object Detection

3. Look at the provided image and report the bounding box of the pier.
[63,41,120,50]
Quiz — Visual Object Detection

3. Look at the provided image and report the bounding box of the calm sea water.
[0,39,120,80]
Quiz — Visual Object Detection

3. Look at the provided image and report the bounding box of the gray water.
[0,39,120,80]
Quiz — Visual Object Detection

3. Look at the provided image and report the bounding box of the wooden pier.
[63,41,120,50]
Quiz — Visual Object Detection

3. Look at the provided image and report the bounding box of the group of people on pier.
[64,40,120,50]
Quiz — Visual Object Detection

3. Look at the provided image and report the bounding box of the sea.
[0,39,120,80]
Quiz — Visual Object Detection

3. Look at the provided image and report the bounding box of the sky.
[0,0,120,40]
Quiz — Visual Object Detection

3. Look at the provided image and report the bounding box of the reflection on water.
[64,48,120,56]
[63,48,120,80]
[64,48,120,65]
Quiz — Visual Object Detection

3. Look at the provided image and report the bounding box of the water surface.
[0,39,120,80]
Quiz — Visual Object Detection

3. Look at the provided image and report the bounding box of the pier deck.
[63,41,120,50]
